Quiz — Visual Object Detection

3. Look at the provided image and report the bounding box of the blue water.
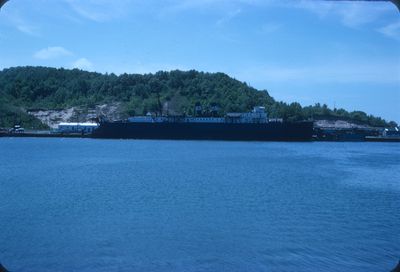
[0,138,399,272]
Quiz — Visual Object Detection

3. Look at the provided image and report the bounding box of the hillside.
[0,66,396,129]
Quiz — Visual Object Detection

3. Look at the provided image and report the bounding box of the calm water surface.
[0,138,399,272]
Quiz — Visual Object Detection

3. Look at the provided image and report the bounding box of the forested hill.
[0,66,396,128]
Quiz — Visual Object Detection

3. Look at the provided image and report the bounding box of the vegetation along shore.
[0,66,397,130]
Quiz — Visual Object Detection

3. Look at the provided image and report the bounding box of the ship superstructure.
[127,106,272,124]
[92,106,313,141]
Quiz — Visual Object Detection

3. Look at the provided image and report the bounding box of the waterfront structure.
[93,107,313,141]
[57,122,99,134]
[8,125,24,133]
[383,127,400,137]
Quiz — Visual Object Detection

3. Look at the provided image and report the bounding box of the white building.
[226,106,268,123]
[57,122,99,134]
[127,106,271,124]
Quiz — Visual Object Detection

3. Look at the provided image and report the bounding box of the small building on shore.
[382,127,400,138]
[57,122,98,134]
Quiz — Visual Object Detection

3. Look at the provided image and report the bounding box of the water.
[0,138,399,272]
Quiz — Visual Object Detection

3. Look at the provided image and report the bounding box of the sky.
[0,0,399,121]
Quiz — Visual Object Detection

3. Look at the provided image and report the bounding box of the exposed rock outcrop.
[314,119,372,129]
[28,103,124,128]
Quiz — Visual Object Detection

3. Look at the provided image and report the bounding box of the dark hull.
[92,121,314,141]
[365,136,400,142]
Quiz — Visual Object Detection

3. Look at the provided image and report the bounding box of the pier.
[0,130,90,138]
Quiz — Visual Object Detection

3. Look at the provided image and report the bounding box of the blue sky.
[0,0,399,121]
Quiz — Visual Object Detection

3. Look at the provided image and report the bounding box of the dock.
[0,130,90,138]
[365,136,400,142]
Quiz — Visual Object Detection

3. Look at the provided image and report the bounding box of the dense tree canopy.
[0,66,395,128]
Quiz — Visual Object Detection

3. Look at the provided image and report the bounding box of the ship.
[92,106,313,141]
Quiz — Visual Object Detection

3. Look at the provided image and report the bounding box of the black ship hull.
[92,121,314,141]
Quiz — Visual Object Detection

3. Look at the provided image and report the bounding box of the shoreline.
[1,131,399,142]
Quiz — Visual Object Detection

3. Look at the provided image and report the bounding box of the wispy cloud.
[236,61,400,85]
[34,46,73,60]
[65,0,129,22]
[260,22,282,33]
[72,58,93,70]
[216,8,241,26]
[2,11,40,36]
[378,20,400,41]
[164,0,222,13]
[160,0,271,17]
[290,0,394,28]
[162,0,394,30]
[16,24,39,36]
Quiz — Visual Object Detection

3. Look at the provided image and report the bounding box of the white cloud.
[378,20,400,41]
[216,8,241,26]
[290,0,394,28]
[260,22,282,33]
[34,46,73,60]
[65,0,129,22]
[16,24,39,36]
[161,0,274,17]
[290,0,334,18]
[166,0,273,11]
[2,10,40,36]
[162,0,395,30]
[164,0,222,13]
[72,58,93,70]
